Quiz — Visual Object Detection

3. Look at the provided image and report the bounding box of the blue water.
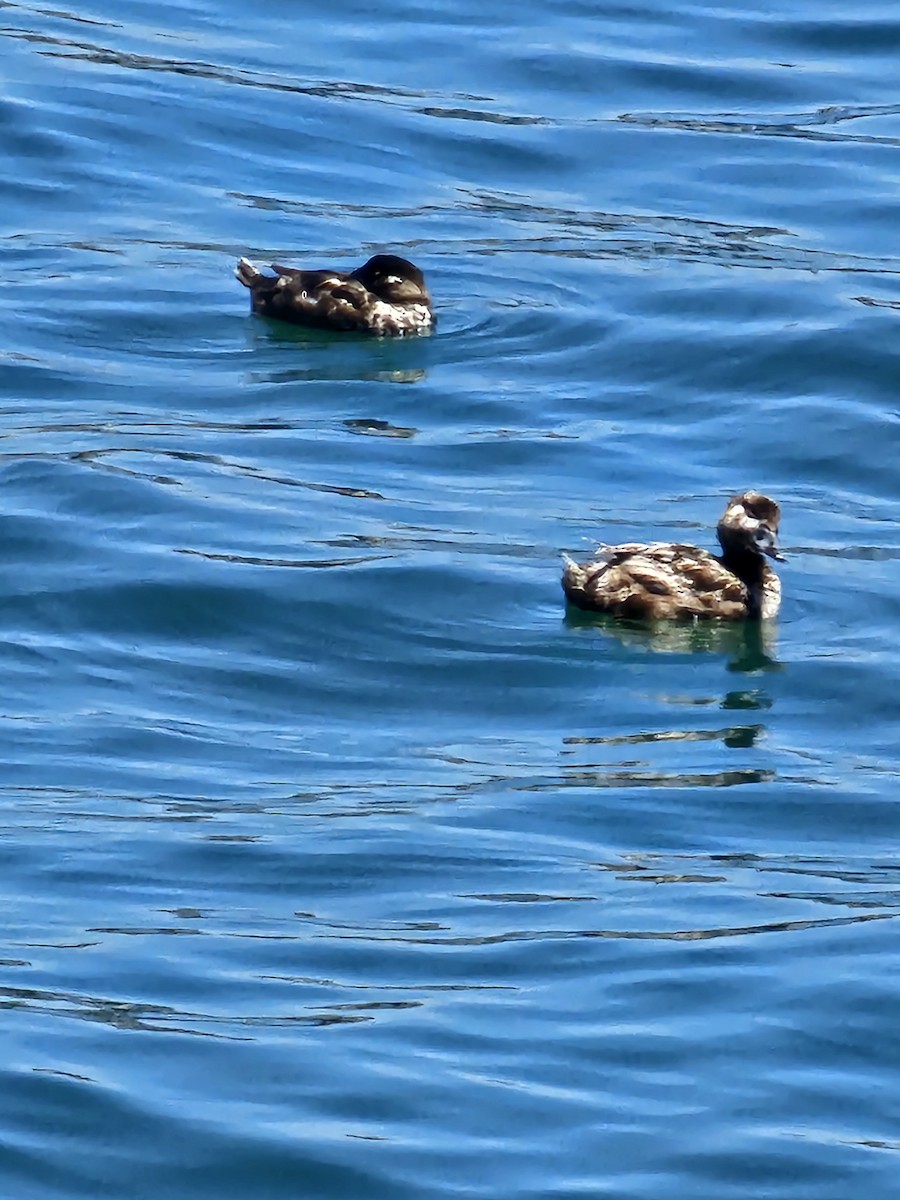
[3,1,900,1196]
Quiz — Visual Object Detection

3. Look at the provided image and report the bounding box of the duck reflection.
[564,722,765,752]
[560,618,781,789]
[564,609,780,673]
[242,321,428,386]
[343,418,417,438]
[247,362,427,386]
[560,731,774,789]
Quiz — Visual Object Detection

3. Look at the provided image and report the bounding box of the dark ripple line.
[322,910,896,947]
[2,3,117,31]
[0,23,501,111]
[260,975,514,993]
[619,101,900,147]
[0,983,374,1035]
[59,446,388,502]
[760,863,900,884]
[765,891,900,908]
[176,548,393,569]
[856,295,900,312]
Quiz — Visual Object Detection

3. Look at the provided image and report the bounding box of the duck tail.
[561,553,588,598]
[235,257,264,289]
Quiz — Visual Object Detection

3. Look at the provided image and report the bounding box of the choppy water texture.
[2,1,900,1196]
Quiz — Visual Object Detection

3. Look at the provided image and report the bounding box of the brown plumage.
[562,492,785,621]
[234,253,434,336]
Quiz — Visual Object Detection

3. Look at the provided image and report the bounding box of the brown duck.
[562,492,785,620]
[235,253,434,336]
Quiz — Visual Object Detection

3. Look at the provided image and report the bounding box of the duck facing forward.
[235,253,433,336]
[562,492,784,620]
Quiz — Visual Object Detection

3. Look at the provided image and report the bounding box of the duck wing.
[562,543,750,620]
[236,260,381,331]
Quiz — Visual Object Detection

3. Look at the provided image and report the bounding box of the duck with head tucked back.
[562,492,785,620]
[235,253,434,336]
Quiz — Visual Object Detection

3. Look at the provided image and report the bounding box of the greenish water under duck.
[2,2,900,1197]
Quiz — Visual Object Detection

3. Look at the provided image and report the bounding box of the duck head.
[717,491,784,562]
[352,254,430,304]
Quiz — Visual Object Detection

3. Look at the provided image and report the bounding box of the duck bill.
[758,527,785,562]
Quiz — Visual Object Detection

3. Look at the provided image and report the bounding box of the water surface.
[2,1,900,1197]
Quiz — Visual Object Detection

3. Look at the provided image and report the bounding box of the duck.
[234,253,434,336]
[562,492,784,620]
